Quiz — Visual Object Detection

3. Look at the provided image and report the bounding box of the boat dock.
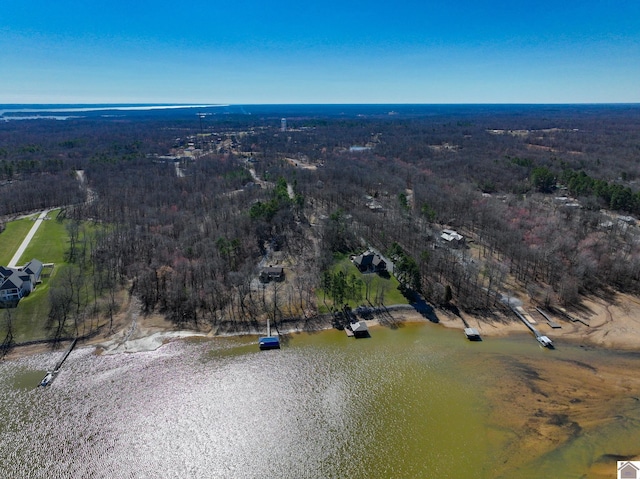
[349,320,370,338]
[452,311,482,341]
[556,307,590,327]
[510,306,554,349]
[515,306,537,324]
[258,318,280,350]
[464,328,482,341]
[536,308,562,329]
[39,338,77,387]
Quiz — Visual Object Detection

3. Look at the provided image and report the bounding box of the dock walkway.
[510,306,554,348]
[536,308,562,328]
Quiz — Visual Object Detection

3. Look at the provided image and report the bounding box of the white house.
[440,229,465,248]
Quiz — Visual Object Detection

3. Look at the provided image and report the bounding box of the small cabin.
[259,266,284,283]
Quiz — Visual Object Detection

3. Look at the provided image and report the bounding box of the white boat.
[536,335,554,348]
[39,371,54,387]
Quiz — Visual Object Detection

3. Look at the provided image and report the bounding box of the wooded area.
[2,104,640,340]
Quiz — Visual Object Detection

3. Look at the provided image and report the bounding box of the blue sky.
[1,0,639,104]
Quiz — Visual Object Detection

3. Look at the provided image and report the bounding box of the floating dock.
[557,307,590,327]
[464,328,482,341]
[258,318,280,350]
[258,336,280,350]
[536,308,562,329]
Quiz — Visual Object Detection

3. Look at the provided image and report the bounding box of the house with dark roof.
[259,266,284,283]
[353,251,386,274]
[0,258,44,307]
[0,272,25,306]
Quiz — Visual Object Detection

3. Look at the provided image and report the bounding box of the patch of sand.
[97,330,208,355]
[425,293,640,351]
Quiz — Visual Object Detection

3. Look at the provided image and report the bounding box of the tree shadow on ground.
[376,304,403,329]
[403,289,440,323]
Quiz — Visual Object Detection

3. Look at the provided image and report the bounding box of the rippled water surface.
[1,324,639,478]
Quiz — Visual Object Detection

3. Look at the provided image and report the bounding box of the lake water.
[1,323,639,478]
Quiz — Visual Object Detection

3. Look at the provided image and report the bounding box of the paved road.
[7,209,50,268]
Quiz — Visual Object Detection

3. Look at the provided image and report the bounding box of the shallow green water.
[0,323,638,478]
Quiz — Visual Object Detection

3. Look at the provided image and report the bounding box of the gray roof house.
[0,272,25,306]
[0,258,44,307]
[353,251,387,273]
[18,259,43,294]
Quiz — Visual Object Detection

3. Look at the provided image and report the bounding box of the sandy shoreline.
[4,291,640,361]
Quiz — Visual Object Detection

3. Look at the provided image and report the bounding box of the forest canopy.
[1,104,640,335]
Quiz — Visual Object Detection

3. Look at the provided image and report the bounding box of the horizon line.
[2,102,640,107]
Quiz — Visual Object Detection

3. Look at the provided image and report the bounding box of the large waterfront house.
[0,259,43,307]
[353,251,387,274]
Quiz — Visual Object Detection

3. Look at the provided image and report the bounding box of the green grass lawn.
[6,272,55,342]
[0,214,39,265]
[316,256,409,313]
[0,210,99,344]
[16,209,67,265]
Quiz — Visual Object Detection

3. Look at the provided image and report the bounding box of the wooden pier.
[536,308,562,329]
[556,307,590,327]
